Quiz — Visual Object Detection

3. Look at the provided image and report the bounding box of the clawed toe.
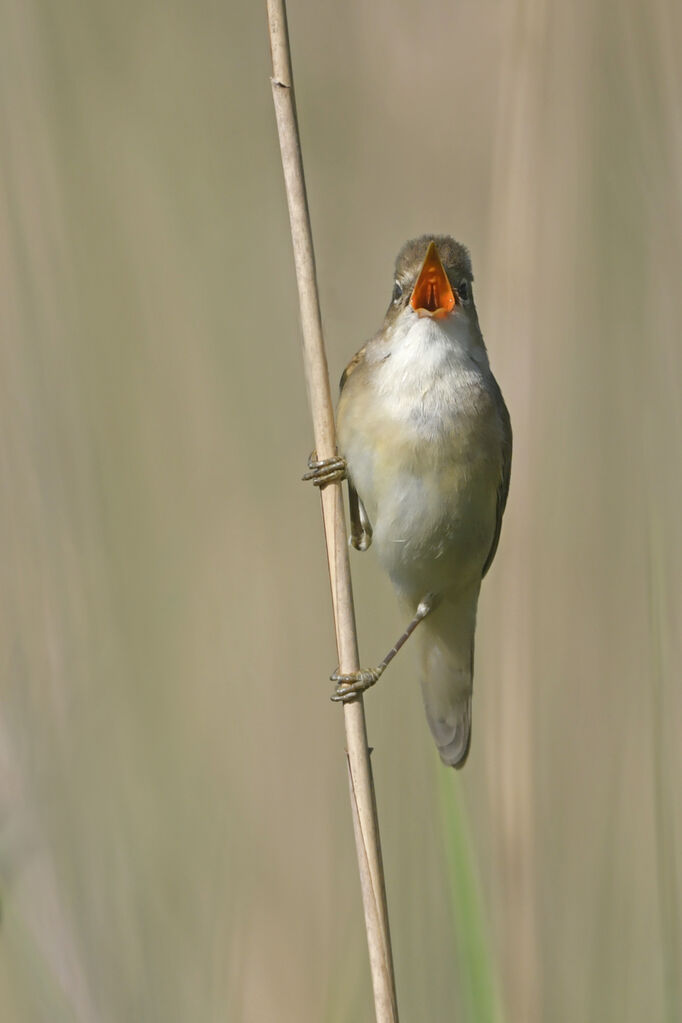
[302,451,347,487]
[330,667,383,702]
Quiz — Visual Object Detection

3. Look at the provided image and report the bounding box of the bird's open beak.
[410,241,456,319]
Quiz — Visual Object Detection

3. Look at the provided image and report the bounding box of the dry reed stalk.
[265,3,399,1020]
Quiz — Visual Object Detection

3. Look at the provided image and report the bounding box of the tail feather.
[423,688,472,768]
[419,589,478,769]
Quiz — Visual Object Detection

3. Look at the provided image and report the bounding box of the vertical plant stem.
[265,3,399,1020]
[647,513,681,1022]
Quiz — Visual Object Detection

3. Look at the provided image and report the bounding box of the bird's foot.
[302,450,347,487]
[330,666,385,703]
[330,594,441,703]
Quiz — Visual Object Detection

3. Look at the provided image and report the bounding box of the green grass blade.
[437,769,505,1023]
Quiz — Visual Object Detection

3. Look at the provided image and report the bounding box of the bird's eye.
[458,280,469,301]
[392,280,403,304]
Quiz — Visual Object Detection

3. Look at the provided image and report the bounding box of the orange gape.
[410,240,456,319]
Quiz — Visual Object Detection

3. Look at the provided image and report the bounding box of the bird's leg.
[348,481,372,551]
[331,592,441,703]
[302,449,347,487]
[303,453,373,552]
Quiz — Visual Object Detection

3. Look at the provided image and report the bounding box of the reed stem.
[265,3,399,1020]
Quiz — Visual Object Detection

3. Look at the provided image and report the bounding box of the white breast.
[373,317,487,438]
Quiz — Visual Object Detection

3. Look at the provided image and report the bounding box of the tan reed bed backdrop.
[1,1,681,1021]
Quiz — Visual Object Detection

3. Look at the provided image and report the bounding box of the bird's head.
[385,235,476,329]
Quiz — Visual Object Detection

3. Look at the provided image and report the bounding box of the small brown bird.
[307,236,511,767]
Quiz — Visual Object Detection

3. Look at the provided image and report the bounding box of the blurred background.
[1,0,681,1020]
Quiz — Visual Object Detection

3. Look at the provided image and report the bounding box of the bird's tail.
[419,588,479,769]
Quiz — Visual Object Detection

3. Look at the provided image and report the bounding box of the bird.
[305,236,511,768]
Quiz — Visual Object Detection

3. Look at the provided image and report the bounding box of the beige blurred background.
[1,1,681,1020]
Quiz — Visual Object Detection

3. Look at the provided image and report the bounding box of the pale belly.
[339,383,503,604]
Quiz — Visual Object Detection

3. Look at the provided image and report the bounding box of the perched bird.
[306,236,511,768]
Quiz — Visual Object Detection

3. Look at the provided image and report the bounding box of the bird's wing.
[339,343,373,550]
[482,384,512,578]
[339,342,368,392]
